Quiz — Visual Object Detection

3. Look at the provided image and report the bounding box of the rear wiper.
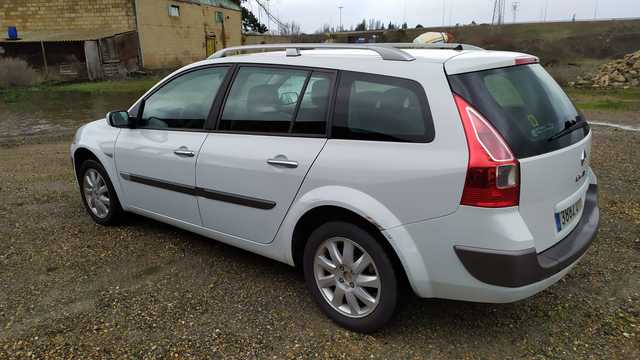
[547,117,589,142]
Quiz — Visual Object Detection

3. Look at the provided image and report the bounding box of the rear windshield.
[448,64,589,158]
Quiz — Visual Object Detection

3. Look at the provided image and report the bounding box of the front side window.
[220,66,331,135]
[333,71,434,142]
[139,67,229,130]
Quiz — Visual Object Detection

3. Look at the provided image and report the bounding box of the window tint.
[448,64,587,158]
[333,72,434,142]
[220,67,309,133]
[292,73,332,134]
[139,67,228,130]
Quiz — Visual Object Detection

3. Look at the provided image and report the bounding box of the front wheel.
[78,159,123,225]
[303,221,398,333]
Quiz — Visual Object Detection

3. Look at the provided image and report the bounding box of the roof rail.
[379,43,485,51]
[208,43,417,61]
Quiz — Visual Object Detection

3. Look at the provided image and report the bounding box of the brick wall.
[0,0,136,33]
[136,0,241,69]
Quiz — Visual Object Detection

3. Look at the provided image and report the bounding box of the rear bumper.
[383,175,599,302]
[454,184,599,288]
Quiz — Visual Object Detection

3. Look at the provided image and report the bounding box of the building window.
[215,11,224,23]
[169,5,180,17]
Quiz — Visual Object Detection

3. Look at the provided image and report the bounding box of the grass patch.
[52,78,160,93]
[565,87,640,112]
[0,77,160,104]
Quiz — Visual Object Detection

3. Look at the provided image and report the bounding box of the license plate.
[554,199,583,232]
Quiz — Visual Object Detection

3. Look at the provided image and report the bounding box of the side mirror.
[107,110,134,128]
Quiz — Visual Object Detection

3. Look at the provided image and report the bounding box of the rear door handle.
[174,147,195,157]
[267,156,298,168]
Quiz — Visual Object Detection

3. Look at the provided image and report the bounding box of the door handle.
[174,147,195,157]
[267,156,298,168]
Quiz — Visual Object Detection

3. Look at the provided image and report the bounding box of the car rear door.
[115,66,230,225]
[195,65,334,244]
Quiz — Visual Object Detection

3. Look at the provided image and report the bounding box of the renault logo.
[580,150,587,167]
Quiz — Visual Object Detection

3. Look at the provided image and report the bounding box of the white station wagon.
[71,43,599,332]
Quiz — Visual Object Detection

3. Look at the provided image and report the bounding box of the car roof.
[202,48,466,64]
[184,47,536,77]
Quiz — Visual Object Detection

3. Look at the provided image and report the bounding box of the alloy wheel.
[83,168,110,219]
[313,237,381,318]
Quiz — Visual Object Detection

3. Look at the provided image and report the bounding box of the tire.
[78,159,123,226]
[303,221,398,333]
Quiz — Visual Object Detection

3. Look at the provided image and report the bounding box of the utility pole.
[512,2,520,23]
[492,0,506,25]
[442,0,445,26]
[593,0,599,19]
[338,6,343,32]
[403,0,407,26]
[544,0,549,22]
[266,0,270,32]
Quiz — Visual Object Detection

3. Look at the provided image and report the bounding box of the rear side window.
[220,67,308,133]
[219,66,332,135]
[449,64,588,158]
[332,71,434,142]
[293,73,332,135]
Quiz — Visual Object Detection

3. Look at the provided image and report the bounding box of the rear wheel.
[303,221,398,332]
[78,159,123,225]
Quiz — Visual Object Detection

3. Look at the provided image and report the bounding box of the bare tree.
[316,23,335,34]
[280,21,301,35]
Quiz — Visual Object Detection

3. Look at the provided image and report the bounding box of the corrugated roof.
[0,29,134,43]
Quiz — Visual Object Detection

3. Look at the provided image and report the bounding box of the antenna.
[512,2,520,23]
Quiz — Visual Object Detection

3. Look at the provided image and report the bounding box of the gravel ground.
[0,116,639,359]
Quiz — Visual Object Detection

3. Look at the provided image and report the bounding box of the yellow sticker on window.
[527,114,539,127]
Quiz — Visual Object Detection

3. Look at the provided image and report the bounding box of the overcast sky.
[245,0,640,33]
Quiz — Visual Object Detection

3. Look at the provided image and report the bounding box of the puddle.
[0,91,140,145]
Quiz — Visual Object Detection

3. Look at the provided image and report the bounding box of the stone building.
[0,0,242,79]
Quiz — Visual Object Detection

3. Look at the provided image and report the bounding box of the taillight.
[514,56,539,65]
[454,94,520,207]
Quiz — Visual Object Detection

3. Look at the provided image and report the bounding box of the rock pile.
[570,50,640,88]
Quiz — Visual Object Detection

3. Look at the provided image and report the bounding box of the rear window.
[332,71,434,142]
[449,64,589,158]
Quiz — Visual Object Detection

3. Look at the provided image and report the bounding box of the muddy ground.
[0,98,638,358]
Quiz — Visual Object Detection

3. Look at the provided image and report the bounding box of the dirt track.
[0,112,638,358]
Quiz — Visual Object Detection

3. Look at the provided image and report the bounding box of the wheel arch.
[291,205,409,287]
[72,145,126,209]
[73,147,101,180]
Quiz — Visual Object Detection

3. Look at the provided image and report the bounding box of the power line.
[253,0,287,32]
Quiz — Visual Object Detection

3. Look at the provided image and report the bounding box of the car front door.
[196,66,335,244]
[115,66,230,225]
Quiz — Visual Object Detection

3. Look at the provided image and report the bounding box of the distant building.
[0,0,242,79]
